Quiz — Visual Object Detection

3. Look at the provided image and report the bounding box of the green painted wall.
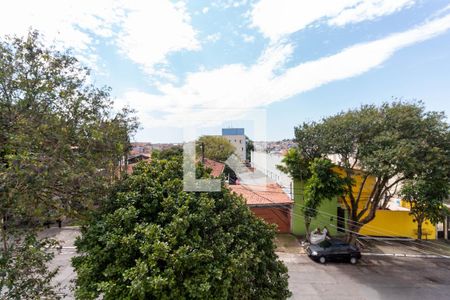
[292,179,340,236]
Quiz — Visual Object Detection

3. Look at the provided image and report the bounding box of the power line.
[234,184,450,256]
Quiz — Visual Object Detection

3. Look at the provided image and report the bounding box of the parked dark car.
[306,238,361,264]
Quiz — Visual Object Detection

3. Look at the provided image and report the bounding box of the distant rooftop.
[203,158,225,178]
[228,183,293,206]
[222,128,245,136]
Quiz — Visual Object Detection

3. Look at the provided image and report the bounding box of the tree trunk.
[417,221,423,240]
[305,217,311,241]
[346,220,362,246]
[1,214,7,252]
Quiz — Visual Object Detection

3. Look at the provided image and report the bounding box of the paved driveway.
[279,252,450,300]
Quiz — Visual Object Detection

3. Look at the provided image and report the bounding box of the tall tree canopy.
[401,178,449,239]
[0,31,138,227]
[290,102,450,242]
[72,155,291,300]
[0,31,137,297]
[197,135,235,162]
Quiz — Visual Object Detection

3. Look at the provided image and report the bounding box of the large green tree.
[72,156,291,300]
[290,102,450,243]
[0,31,137,298]
[197,135,235,162]
[400,178,449,240]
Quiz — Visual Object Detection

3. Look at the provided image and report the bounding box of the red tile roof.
[228,183,293,206]
[203,158,225,177]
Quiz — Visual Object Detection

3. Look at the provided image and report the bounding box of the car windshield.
[318,240,332,248]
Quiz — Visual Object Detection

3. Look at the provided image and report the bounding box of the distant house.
[128,153,150,164]
[222,128,246,161]
[228,183,294,233]
[126,153,151,174]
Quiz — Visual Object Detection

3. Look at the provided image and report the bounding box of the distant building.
[222,128,246,161]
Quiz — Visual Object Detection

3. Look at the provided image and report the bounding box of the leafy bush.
[72,157,290,299]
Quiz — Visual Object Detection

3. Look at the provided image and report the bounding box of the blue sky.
[2,0,450,142]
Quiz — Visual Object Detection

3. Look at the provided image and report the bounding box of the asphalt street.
[45,228,450,300]
[279,252,450,300]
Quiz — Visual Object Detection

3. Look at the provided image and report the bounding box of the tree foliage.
[151,145,183,160]
[400,178,449,239]
[0,30,138,230]
[246,135,254,162]
[277,148,310,180]
[72,156,291,300]
[0,31,137,297]
[0,234,62,299]
[290,102,449,242]
[197,136,235,162]
[278,152,347,237]
[303,158,348,237]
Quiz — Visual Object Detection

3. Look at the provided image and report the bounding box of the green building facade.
[291,179,343,236]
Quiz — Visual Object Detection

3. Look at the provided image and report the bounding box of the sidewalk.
[275,234,305,254]
[275,234,450,258]
[358,237,450,258]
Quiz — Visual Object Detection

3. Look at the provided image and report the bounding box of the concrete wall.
[250,206,291,233]
[251,151,293,196]
[291,179,340,236]
[359,210,437,239]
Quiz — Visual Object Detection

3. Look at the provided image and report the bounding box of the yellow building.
[333,167,436,240]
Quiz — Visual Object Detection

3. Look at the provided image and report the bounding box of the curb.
[361,252,450,259]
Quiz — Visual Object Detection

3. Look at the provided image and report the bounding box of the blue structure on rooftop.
[222,128,245,136]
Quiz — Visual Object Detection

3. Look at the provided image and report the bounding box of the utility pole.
[201,142,205,164]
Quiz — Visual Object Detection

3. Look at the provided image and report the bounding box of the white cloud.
[116,1,200,78]
[119,13,450,128]
[206,33,222,43]
[202,7,209,14]
[0,0,200,77]
[329,0,415,26]
[251,0,415,40]
[0,0,119,69]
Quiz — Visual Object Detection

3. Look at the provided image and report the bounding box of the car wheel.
[319,256,326,264]
[350,257,358,264]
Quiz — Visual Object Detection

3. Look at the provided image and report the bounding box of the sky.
[1,0,450,142]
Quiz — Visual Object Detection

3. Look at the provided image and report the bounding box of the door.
[337,207,345,233]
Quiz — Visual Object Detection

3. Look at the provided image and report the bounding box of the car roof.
[328,238,348,245]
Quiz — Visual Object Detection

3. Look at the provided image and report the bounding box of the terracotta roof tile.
[228,183,293,206]
[203,158,225,177]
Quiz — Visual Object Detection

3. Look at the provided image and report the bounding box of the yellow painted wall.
[333,166,377,210]
[359,210,436,239]
[331,167,437,239]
